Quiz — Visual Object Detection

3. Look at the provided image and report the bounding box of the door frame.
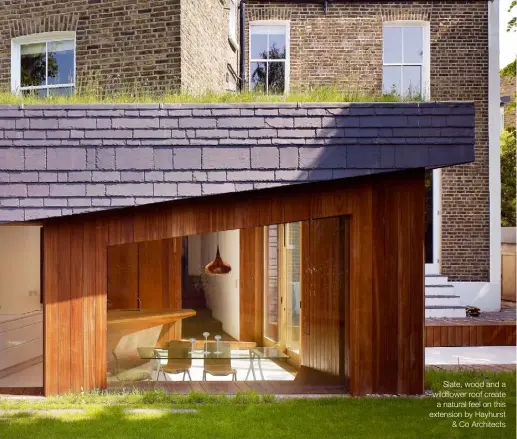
[425,169,442,275]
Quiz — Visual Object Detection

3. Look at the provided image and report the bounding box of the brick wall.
[0,0,182,92]
[0,101,473,223]
[181,0,238,93]
[501,75,516,129]
[245,1,489,281]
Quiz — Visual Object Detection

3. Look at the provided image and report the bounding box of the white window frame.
[382,21,430,100]
[228,0,238,50]
[11,31,76,95]
[249,20,290,94]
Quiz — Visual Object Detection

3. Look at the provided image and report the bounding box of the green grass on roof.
[0,86,421,105]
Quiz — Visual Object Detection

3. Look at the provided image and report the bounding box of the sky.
[500,0,516,68]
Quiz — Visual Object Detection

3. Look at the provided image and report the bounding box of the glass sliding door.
[284,222,301,354]
[264,225,280,342]
[263,222,301,361]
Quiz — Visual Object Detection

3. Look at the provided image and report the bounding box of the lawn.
[0,370,514,439]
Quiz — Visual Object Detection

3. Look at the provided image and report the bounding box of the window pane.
[20,42,46,87]
[285,222,301,354]
[268,62,285,94]
[48,86,74,97]
[268,26,286,59]
[250,29,268,59]
[403,27,423,64]
[250,62,267,92]
[402,65,422,97]
[383,26,402,63]
[382,65,401,95]
[47,40,74,85]
[21,88,47,98]
[264,225,280,342]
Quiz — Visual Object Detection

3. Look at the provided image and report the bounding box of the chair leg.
[182,371,186,381]
[187,370,192,381]
[162,370,168,382]
[203,371,206,381]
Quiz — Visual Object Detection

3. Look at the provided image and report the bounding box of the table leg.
[245,353,257,381]
[257,356,264,380]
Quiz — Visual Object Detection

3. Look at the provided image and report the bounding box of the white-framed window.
[382,21,430,99]
[249,21,290,94]
[11,31,76,96]
[228,0,238,49]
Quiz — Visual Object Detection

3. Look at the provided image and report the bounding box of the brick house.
[0,1,501,311]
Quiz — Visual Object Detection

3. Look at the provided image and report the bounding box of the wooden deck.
[425,311,516,347]
[108,381,347,395]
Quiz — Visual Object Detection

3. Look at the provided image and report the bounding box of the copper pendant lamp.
[205,234,232,275]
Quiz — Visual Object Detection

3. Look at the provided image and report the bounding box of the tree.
[501,128,516,227]
[508,0,516,32]
[250,45,286,94]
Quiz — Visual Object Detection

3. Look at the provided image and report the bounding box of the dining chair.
[157,341,192,381]
[202,341,237,381]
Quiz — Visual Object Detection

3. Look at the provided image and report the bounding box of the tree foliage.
[501,128,516,227]
[508,0,516,32]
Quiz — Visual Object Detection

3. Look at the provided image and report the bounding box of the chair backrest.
[168,340,192,367]
[205,341,231,368]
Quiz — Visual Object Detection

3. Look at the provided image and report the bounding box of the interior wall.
[188,230,240,340]
[0,226,41,314]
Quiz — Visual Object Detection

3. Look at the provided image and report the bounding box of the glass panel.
[250,62,267,92]
[264,225,280,342]
[383,26,402,63]
[250,28,268,59]
[267,62,285,94]
[21,88,47,98]
[425,170,433,264]
[382,65,401,95]
[20,42,46,87]
[48,86,74,97]
[402,65,422,97]
[268,26,286,59]
[285,222,301,354]
[403,26,423,64]
[47,40,74,85]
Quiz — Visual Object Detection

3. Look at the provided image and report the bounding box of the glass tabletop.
[137,345,289,360]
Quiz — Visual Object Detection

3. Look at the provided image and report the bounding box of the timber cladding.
[43,168,425,396]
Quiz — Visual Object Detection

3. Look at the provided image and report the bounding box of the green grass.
[0,86,419,105]
[0,370,514,439]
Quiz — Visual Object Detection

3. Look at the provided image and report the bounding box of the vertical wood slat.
[94,220,109,389]
[57,223,71,394]
[44,224,59,395]
[70,222,84,392]
[107,244,138,309]
[83,221,97,391]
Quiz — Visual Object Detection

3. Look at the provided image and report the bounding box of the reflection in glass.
[250,62,267,92]
[284,222,301,354]
[21,43,46,87]
[47,40,74,85]
[264,225,280,342]
[383,26,403,64]
[250,32,268,59]
[403,27,423,64]
[402,65,422,98]
[268,62,285,94]
[382,65,401,95]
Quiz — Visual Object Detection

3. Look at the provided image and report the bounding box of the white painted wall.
[0,226,41,314]
[188,230,240,340]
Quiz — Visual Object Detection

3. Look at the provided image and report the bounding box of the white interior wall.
[0,226,41,314]
[188,230,240,340]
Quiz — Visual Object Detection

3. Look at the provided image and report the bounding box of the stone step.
[425,274,449,284]
[425,306,465,319]
[425,284,455,296]
[425,295,461,307]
